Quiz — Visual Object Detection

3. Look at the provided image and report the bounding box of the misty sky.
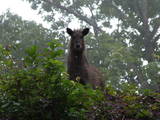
[0,0,49,27]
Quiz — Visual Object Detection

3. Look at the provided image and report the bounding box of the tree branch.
[47,0,103,32]
[111,1,127,20]
[136,0,149,31]
[87,3,99,36]
[153,33,160,42]
[151,17,160,39]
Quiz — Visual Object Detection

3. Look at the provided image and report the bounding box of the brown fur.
[67,28,104,89]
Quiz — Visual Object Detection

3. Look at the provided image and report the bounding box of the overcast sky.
[0,0,49,27]
[0,0,81,29]
[0,0,117,32]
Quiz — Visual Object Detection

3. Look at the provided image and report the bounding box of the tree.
[100,0,160,90]
[24,0,160,90]
[0,10,56,59]
[101,0,160,62]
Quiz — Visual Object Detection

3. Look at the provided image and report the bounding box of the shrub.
[0,41,159,120]
[0,41,104,120]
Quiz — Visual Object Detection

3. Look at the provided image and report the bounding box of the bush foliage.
[0,41,159,120]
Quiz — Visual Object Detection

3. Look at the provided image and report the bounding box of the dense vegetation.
[0,40,159,120]
[0,0,160,119]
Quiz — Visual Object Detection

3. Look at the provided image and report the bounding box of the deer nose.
[76,44,81,48]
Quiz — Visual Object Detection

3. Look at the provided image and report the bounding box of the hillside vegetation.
[0,41,159,120]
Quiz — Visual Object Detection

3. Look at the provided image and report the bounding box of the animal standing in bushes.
[67,28,104,89]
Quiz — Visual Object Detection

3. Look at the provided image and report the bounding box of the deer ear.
[66,28,73,36]
[82,28,89,36]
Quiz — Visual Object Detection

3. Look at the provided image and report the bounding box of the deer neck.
[70,51,88,66]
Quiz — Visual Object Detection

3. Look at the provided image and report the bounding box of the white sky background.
[0,0,82,29]
[0,0,50,27]
[0,0,116,32]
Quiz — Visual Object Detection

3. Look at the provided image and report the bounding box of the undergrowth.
[0,41,159,120]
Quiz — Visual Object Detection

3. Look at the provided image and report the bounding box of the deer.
[66,28,104,89]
